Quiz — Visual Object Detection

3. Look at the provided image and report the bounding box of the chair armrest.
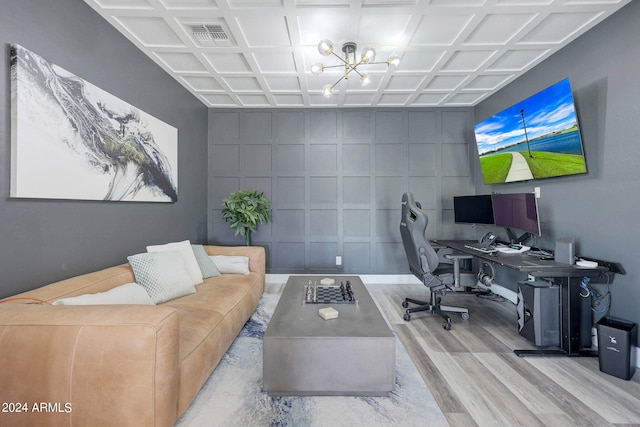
[444,252,474,287]
[444,252,474,261]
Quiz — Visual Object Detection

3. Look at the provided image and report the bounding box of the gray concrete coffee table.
[263,276,395,396]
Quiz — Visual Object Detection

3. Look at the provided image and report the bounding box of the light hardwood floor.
[367,282,640,427]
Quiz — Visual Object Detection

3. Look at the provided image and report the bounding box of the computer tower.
[517,281,560,347]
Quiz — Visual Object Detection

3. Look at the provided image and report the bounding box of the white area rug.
[175,290,448,427]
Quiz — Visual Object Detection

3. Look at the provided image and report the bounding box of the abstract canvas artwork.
[10,44,178,202]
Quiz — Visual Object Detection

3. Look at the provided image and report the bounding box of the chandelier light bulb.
[387,54,400,68]
[318,39,334,56]
[322,84,334,97]
[361,47,376,63]
[311,63,324,75]
[360,74,371,86]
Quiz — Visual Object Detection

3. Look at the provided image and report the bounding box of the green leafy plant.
[221,190,272,246]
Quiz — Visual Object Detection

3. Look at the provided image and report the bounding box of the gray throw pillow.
[191,244,221,279]
[128,251,196,304]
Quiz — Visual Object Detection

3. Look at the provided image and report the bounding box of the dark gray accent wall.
[473,1,640,325]
[208,108,474,274]
[0,0,208,298]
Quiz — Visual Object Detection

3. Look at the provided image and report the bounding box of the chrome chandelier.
[311,39,400,97]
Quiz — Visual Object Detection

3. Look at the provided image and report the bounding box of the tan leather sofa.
[0,245,265,427]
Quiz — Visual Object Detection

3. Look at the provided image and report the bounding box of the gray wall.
[208,108,474,273]
[0,0,209,298]
[474,1,640,325]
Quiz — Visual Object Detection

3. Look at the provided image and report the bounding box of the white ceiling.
[83,0,630,108]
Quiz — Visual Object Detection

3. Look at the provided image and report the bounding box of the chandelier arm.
[322,64,347,70]
[330,50,349,65]
[352,59,366,68]
[347,66,365,78]
[343,59,365,77]
[323,58,386,73]
[330,75,346,88]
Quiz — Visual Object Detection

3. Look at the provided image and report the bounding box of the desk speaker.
[517,281,560,347]
[555,237,575,265]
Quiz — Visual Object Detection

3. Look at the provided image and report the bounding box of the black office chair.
[400,192,474,330]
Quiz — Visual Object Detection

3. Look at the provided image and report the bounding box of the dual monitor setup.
[453,192,540,246]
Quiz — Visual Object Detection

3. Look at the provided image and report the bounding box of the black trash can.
[597,317,637,380]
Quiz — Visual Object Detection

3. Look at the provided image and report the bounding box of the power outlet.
[335,256,342,266]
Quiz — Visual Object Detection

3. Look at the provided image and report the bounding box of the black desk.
[435,240,614,357]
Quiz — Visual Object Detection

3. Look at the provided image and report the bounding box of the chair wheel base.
[400,295,467,331]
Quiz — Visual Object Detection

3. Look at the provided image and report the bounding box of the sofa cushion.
[191,244,221,279]
[166,274,257,313]
[128,251,196,304]
[209,255,250,275]
[52,283,154,306]
[147,240,203,285]
[165,273,260,346]
[164,272,264,414]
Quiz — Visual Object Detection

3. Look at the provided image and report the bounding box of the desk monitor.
[492,193,540,242]
[453,195,494,225]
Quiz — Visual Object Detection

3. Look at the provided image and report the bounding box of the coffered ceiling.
[83,0,630,108]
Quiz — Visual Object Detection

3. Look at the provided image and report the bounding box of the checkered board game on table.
[304,281,356,304]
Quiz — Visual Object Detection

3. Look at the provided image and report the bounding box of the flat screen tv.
[453,195,494,225]
[473,78,587,185]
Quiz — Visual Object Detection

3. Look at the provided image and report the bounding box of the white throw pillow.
[209,255,250,275]
[53,283,154,306]
[128,251,196,304]
[147,240,203,285]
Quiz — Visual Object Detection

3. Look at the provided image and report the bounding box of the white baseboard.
[266,273,640,370]
[267,273,518,299]
[266,273,423,286]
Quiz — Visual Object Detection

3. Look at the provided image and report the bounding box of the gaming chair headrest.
[401,192,428,230]
[402,192,416,207]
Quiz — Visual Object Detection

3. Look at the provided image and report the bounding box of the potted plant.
[221,190,272,246]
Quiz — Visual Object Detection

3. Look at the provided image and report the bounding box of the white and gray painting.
[10,44,178,202]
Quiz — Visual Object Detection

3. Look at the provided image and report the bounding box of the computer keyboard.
[464,243,497,253]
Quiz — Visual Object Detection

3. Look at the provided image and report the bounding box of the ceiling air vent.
[189,23,233,47]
